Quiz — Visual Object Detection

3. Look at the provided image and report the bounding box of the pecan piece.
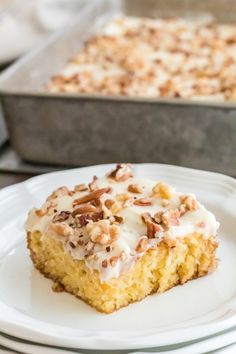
[72,204,98,217]
[107,163,133,182]
[141,212,164,238]
[102,259,108,268]
[128,184,142,194]
[75,211,104,227]
[88,176,98,192]
[134,198,153,206]
[180,195,198,212]
[86,219,120,245]
[154,209,180,227]
[52,211,71,222]
[73,188,111,205]
[110,256,119,267]
[74,184,88,192]
[35,208,47,217]
[104,199,122,214]
[116,193,134,207]
[152,182,173,200]
[136,237,148,252]
[113,215,124,224]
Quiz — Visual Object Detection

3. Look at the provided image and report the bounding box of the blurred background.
[0,0,235,187]
[0,0,87,176]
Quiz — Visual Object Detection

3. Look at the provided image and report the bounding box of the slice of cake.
[26,164,219,313]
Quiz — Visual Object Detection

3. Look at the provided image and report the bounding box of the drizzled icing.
[25,167,219,281]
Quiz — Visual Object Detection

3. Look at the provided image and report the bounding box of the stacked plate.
[0,164,236,354]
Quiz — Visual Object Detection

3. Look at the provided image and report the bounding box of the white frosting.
[25,172,219,282]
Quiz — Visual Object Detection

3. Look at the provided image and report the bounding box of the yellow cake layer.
[28,231,218,313]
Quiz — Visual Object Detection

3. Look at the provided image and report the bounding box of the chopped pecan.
[74,184,88,192]
[136,237,148,252]
[52,211,71,222]
[110,256,119,267]
[86,220,120,245]
[73,188,111,205]
[72,204,98,217]
[152,182,173,200]
[116,193,134,207]
[128,184,142,194]
[180,195,198,212]
[102,259,108,268]
[107,163,133,182]
[51,222,73,236]
[113,215,124,224]
[104,199,122,214]
[154,209,180,227]
[134,198,153,206]
[75,211,104,227]
[141,212,164,238]
[88,176,98,191]
[35,208,47,217]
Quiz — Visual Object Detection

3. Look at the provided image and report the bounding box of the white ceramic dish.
[0,164,235,350]
[1,329,236,354]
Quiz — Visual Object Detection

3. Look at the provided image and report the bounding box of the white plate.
[0,164,236,350]
[1,327,236,354]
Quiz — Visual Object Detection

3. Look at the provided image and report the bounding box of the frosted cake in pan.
[48,16,236,101]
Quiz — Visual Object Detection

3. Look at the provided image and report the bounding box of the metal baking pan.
[0,0,236,175]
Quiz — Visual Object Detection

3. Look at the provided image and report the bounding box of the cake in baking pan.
[48,16,236,101]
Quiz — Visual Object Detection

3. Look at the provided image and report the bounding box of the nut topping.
[104,199,122,214]
[102,259,108,268]
[107,163,133,182]
[128,184,142,194]
[88,176,98,191]
[72,205,98,217]
[53,211,71,222]
[75,211,104,227]
[136,237,148,252]
[154,209,180,227]
[134,198,153,206]
[152,182,173,199]
[73,188,111,205]
[110,256,119,267]
[86,220,120,245]
[113,215,124,224]
[180,195,198,212]
[141,212,164,238]
[116,193,134,207]
[35,208,47,217]
[74,184,88,192]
